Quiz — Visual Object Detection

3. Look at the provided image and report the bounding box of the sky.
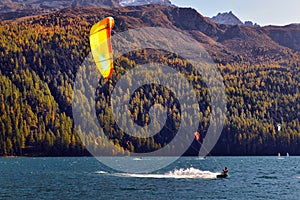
[171,0,300,26]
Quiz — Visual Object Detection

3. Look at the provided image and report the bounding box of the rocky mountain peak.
[209,11,259,27]
[210,11,243,26]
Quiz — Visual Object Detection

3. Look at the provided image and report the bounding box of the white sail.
[278,153,284,159]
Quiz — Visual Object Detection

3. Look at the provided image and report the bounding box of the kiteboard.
[216,173,228,178]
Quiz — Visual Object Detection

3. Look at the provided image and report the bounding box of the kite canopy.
[194,131,200,141]
[90,17,115,79]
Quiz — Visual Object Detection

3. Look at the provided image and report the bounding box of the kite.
[90,17,115,79]
[194,131,200,141]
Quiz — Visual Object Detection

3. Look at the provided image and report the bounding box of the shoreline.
[0,155,297,158]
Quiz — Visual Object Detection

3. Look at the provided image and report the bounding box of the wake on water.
[95,171,108,174]
[96,168,219,179]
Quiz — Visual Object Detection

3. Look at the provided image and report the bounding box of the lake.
[0,156,299,199]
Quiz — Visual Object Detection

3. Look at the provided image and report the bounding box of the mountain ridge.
[0,0,171,13]
[5,5,299,64]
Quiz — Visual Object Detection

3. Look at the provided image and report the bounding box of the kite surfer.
[223,167,228,175]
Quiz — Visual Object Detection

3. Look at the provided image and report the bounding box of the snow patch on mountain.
[119,0,171,7]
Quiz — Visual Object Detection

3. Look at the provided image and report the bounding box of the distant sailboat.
[278,153,284,160]
[287,153,289,157]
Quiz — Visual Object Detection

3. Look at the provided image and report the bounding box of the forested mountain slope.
[0,5,299,156]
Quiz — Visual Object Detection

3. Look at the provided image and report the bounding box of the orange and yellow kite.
[90,17,115,79]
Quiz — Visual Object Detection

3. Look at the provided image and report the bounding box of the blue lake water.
[0,156,299,200]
